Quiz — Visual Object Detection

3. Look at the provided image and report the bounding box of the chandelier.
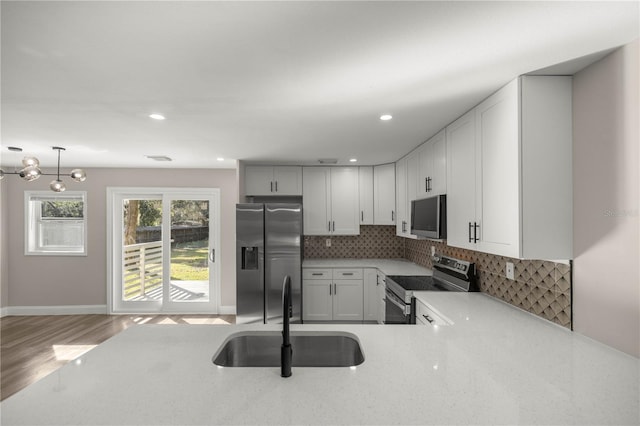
[0,146,87,192]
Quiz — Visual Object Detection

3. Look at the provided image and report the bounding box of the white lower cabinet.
[415,299,452,326]
[376,270,386,324]
[303,268,363,322]
[363,268,379,322]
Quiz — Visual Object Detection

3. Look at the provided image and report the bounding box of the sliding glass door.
[108,188,220,314]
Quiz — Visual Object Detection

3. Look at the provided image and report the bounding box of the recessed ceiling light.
[149,114,165,120]
[217,157,224,161]
[380,114,393,121]
[349,158,358,163]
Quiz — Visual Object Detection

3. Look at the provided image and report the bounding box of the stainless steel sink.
[212,331,364,367]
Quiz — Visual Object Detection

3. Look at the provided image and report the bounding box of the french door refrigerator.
[236,203,302,324]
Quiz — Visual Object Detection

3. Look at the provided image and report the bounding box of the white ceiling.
[1,1,638,170]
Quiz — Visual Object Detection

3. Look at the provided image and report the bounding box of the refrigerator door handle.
[209,248,216,263]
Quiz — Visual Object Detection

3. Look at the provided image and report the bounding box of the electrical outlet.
[505,262,515,280]
[430,246,436,256]
[325,238,331,247]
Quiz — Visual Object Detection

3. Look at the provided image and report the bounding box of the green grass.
[170,240,209,281]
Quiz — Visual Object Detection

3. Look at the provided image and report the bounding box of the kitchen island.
[1,293,638,425]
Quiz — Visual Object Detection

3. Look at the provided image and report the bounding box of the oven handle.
[385,288,408,312]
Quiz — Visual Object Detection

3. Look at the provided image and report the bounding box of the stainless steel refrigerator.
[236,203,302,324]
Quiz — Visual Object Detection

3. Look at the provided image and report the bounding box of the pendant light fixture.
[0,146,87,192]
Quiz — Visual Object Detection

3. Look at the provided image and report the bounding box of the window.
[25,191,87,255]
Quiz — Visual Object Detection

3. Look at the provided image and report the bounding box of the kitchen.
[1,1,639,425]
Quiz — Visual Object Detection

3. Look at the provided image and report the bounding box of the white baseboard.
[0,306,9,318]
[218,305,236,315]
[4,305,108,316]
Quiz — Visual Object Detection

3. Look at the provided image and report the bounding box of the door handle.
[270,181,273,192]
[468,222,473,243]
[391,210,395,221]
[425,177,429,192]
[275,181,278,192]
[474,222,480,243]
[361,211,364,222]
[209,248,216,262]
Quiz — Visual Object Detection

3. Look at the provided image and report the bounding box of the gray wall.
[1,179,8,311]
[3,167,238,311]
[573,39,639,357]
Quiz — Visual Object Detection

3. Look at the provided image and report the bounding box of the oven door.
[384,287,413,324]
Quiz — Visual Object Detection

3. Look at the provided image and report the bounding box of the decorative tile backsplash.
[304,225,572,329]
[405,239,572,329]
[303,225,404,259]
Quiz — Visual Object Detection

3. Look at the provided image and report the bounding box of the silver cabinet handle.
[468,222,473,243]
[361,211,364,222]
[332,221,335,232]
[311,273,323,276]
[209,248,215,262]
[391,211,395,221]
[328,221,331,232]
[334,283,337,295]
[474,222,480,243]
[275,181,278,192]
[342,272,354,276]
[329,284,332,295]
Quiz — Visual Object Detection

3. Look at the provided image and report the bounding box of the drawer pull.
[311,273,324,276]
[341,272,354,276]
[423,314,434,324]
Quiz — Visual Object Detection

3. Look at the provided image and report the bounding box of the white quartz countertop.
[302,258,432,276]
[2,293,638,425]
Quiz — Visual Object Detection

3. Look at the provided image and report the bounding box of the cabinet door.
[376,272,386,324]
[245,166,275,195]
[416,143,431,199]
[358,167,374,225]
[395,158,408,237]
[333,279,364,321]
[363,269,378,321]
[430,130,447,195]
[373,163,396,225]
[475,80,519,256]
[405,153,419,238]
[273,167,302,195]
[302,279,333,321]
[446,109,477,249]
[302,168,331,235]
[330,168,360,235]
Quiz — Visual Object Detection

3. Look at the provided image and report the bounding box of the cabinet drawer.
[415,300,453,326]
[303,269,332,280]
[332,268,363,279]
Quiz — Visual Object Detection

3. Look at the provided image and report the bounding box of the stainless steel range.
[384,255,477,324]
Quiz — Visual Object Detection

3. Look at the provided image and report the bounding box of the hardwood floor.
[0,314,234,401]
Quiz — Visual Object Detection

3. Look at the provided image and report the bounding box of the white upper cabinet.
[417,130,446,198]
[395,153,419,239]
[358,167,374,225]
[446,76,572,259]
[245,166,302,196]
[373,163,396,225]
[446,109,477,250]
[303,167,360,235]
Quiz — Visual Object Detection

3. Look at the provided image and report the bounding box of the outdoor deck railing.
[123,241,163,299]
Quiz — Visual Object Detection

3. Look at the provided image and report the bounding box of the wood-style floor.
[0,314,235,401]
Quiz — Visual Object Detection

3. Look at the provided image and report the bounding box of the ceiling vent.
[318,158,338,165]
[146,155,172,162]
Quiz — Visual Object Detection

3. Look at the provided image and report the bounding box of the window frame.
[24,191,88,256]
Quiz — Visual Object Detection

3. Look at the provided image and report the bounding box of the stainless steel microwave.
[410,194,446,239]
